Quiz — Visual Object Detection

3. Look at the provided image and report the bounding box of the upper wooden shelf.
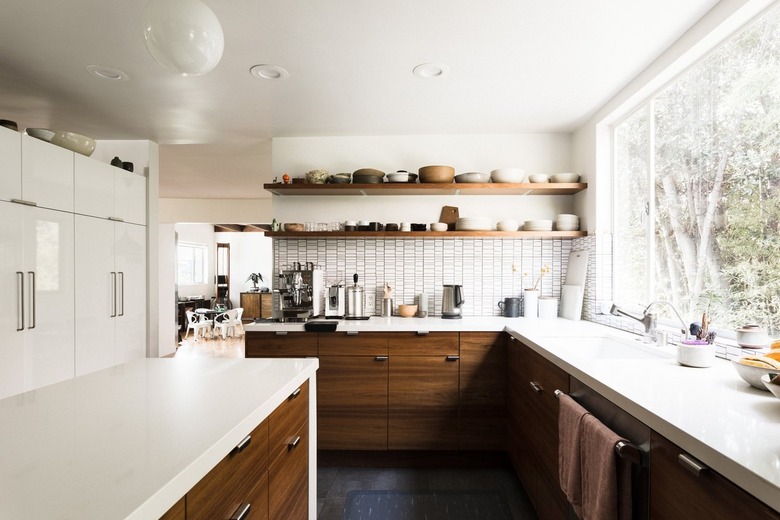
[266,230,587,239]
[262,182,587,196]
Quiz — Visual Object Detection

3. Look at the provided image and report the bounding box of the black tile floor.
[317,466,538,520]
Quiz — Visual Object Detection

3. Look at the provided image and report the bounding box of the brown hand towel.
[558,394,590,515]
[580,414,632,520]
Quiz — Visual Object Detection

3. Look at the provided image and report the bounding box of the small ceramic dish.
[397,304,418,317]
[528,174,549,183]
[430,222,448,232]
[761,374,780,399]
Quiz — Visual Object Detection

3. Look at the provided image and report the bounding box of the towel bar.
[555,389,645,466]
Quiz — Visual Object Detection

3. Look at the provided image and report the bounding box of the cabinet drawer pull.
[416,330,429,335]
[235,435,251,453]
[375,356,389,361]
[275,331,288,336]
[229,503,251,520]
[446,355,460,361]
[529,381,543,393]
[290,387,302,399]
[288,435,301,448]
[347,331,359,336]
[678,453,709,476]
[10,198,37,207]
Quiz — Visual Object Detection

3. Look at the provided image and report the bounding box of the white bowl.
[550,173,580,183]
[732,359,780,390]
[736,325,769,348]
[25,128,55,142]
[761,374,780,399]
[524,219,553,231]
[430,222,448,232]
[677,343,715,368]
[496,219,519,231]
[528,174,549,183]
[454,172,490,183]
[490,168,525,183]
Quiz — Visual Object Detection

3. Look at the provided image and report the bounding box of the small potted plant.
[246,273,266,292]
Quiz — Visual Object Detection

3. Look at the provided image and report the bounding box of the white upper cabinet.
[21,134,74,212]
[0,127,22,202]
[74,155,146,225]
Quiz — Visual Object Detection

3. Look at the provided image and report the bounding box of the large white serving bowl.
[50,131,96,156]
[25,128,55,142]
[497,219,519,231]
[732,359,779,390]
[490,168,525,183]
[762,374,780,399]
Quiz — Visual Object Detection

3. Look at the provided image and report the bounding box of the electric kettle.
[442,284,465,319]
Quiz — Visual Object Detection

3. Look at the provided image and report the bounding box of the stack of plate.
[524,219,553,231]
[555,214,580,231]
[455,217,493,231]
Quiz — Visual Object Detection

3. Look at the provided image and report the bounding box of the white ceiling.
[0,0,720,198]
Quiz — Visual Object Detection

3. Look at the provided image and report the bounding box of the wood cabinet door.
[318,354,389,450]
[649,432,780,520]
[241,292,262,320]
[459,331,507,450]
[245,332,318,357]
[269,426,308,520]
[389,354,459,450]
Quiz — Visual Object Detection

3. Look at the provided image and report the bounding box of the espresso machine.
[274,262,324,321]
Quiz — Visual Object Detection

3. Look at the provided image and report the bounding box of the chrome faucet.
[610,300,687,343]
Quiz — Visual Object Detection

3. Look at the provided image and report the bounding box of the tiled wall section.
[274,237,577,317]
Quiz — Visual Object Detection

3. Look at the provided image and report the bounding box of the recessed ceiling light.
[413,62,448,79]
[86,65,129,81]
[250,64,289,80]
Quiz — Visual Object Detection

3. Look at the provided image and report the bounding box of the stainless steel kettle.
[442,284,464,319]
[345,273,365,319]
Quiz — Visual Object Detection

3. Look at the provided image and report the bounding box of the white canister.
[538,297,558,319]
[523,289,539,318]
[417,293,428,318]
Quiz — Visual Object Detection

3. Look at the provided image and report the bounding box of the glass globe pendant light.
[142,0,224,76]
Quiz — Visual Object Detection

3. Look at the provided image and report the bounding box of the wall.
[159,198,272,224]
[214,232,274,308]
[158,224,177,357]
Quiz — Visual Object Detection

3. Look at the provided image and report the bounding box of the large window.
[613,5,780,334]
[177,242,208,285]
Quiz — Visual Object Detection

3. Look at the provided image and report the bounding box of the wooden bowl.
[283,223,304,232]
[397,304,418,317]
[418,165,455,183]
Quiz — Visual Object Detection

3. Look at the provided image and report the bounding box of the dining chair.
[214,308,242,339]
[185,310,213,341]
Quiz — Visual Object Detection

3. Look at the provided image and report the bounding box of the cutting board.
[439,206,459,230]
[560,250,589,320]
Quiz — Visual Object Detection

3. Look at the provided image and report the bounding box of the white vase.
[538,297,558,319]
[523,289,539,318]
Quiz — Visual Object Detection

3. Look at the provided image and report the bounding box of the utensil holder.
[523,289,539,318]
[381,298,394,317]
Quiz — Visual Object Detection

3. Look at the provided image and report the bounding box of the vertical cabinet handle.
[678,453,709,477]
[110,272,117,317]
[16,272,24,331]
[229,503,251,520]
[118,272,125,317]
[27,272,35,329]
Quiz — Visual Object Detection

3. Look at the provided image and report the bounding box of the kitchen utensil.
[551,173,580,183]
[490,168,525,183]
[732,359,778,390]
[345,273,367,319]
[385,223,399,231]
[496,219,519,231]
[419,165,455,183]
[398,304,418,317]
[498,297,521,317]
[523,219,553,231]
[368,222,382,231]
[439,206,459,230]
[353,168,385,177]
[353,173,383,184]
[454,172,490,183]
[0,119,18,131]
[559,285,583,320]
[442,284,465,319]
[455,217,492,231]
[329,174,351,184]
[559,250,589,321]
[400,222,411,232]
[528,174,549,183]
[25,127,55,142]
[417,293,428,317]
[410,223,427,231]
[50,130,96,156]
[387,172,411,183]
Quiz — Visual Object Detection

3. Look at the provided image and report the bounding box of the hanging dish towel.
[558,394,590,517]
[580,414,633,520]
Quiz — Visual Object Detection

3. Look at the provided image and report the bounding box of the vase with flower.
[522,265,550,318]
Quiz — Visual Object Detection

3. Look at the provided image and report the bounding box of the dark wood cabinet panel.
[318,355,389,450]
[269,382,309,468]
[650,432,780,520]
[269,426,308,520]
[244,472,270,520]
[389,354,459,450]
[459,332,507,450]
[388,331,459,356]
[241,292,273,320]
[318,332,388,356]
[245,332,317,358]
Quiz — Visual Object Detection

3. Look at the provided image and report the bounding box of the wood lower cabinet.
[159,497,185,520]
[245,332,318,358]
[318,333,389,450]
[241,292,273,320]
[459,332,507,450]
[649,432,780,520]
[507,336,569,520]
[388,332,460,450]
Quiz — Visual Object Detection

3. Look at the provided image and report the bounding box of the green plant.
[246,272,265,290]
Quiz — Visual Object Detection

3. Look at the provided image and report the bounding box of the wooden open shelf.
[263,182,587,196]
[266,230,586,239]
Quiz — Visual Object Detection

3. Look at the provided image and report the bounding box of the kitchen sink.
[543,335,673,360]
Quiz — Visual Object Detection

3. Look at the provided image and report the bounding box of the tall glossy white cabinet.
[74,155,146,377]
[0,126,147,399]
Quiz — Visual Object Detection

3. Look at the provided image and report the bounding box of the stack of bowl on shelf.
[555,214,580,231]
[523,219,553,231]
[455,217,493,231]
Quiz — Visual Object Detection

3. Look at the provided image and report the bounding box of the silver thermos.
[442,284,465,319]
[345,273,365,319]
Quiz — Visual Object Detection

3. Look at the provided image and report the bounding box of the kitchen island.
[0,357,319,519]
[246,316,780,514]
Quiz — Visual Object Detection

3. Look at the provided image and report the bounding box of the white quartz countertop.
[0,357,319,520]
[248,315,780,511]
